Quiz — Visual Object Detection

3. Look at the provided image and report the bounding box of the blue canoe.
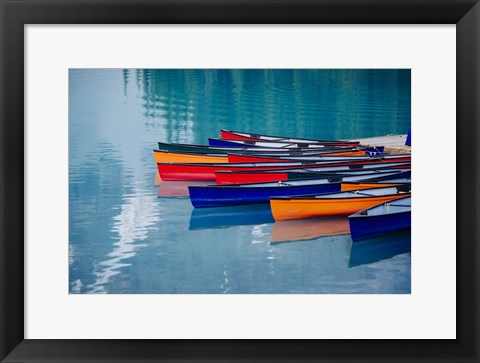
[189,180,341,208]
[188,170,410,208]
[348,196,411,242]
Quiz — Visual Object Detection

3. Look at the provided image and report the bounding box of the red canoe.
[220,129,360,146]
[157,159,410,181]
[214,162,411,185]
[157,161,313,181]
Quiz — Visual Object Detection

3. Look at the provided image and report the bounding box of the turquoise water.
[69,69,411,294]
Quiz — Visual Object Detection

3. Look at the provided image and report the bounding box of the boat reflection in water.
[348,230,411,268]
[153,171,162,186]
[189,204,274,230]
[271,217,350,244]
[158,180,212,197]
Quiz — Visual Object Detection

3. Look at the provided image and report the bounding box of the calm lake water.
[69,69,411,294]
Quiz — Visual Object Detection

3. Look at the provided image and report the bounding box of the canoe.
[154,150,229,164]
[226,149,369,160]
[340,178,411,191]
[228,152,411,167]
[287,165,410,180]
[157,161,323,181]
[188,171,410,208]
[227,150,412,163]
[271,217,350,244]
[220,129,360,146]
[157,142,363,155]
[153,147,379,164]
[292,170,412,183]
[157,158,410,181]
[270,186,411,220]
[215,161,411,184]
[210,138,359,149]
[216,167,411,185]
[189,179,342,208]
[228,146,388,163]
[348,196,411,242]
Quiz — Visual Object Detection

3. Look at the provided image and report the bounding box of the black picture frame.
[1,1,478,362]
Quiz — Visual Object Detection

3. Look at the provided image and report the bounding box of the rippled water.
[69,69,411,294]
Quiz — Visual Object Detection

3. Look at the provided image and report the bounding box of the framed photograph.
[1,1,478,362]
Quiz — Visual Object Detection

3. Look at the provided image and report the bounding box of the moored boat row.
[153,130,412,243]
[188,172,411,208]
[157,159,410,181]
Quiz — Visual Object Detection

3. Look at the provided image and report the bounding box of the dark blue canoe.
[189,180,341,208]
[188,170,410,208]
[348,196,411,242]
[157,142,357,155]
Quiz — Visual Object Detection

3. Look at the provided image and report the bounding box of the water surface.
[69,69,411,294]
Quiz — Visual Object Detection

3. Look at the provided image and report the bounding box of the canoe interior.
[351,196,411,217]
[314,186,410,199]
[272,186,410,200]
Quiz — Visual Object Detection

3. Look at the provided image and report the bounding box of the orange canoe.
[270,186,411,221]
[341,181,406,191]
[153,150,228,164]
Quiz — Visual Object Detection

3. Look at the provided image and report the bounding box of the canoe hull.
[189,183,341,208]
[158,142,362,155]
[270,193,410,220]
[157,163,314,181]
[227,147,387,162]
[349,211,411,242]
[215,171,290,184]
[154,150,228,164]
[341,182,409,191]
[228,151,408,164]
[221,130,259,141]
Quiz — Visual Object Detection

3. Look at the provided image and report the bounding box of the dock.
[353,134,411,154]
